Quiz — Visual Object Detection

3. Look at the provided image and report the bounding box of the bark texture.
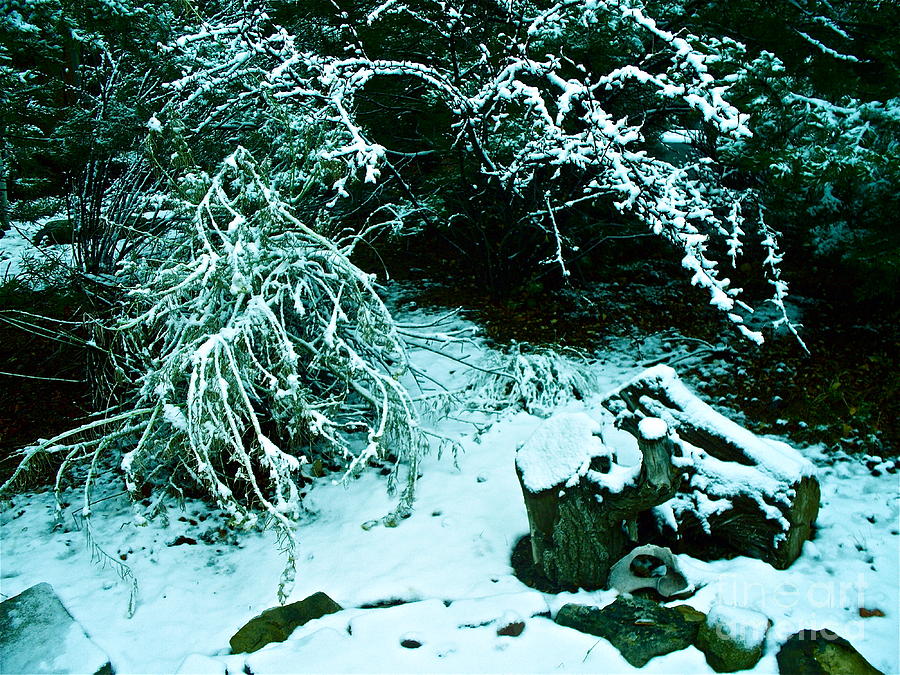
[603,365,820,570]
[516,418,680,589]
[515,366,820,591]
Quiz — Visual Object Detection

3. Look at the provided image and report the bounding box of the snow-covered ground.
[1,311,897,675]
[0,218,73,284]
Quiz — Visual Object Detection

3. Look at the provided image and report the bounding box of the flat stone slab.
[0,582,113,675]
[556,596,702,667]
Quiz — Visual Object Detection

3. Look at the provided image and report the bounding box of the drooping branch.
[162,0,803,341]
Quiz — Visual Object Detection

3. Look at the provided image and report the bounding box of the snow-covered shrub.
[467,344,598,415]
[1,147,426,603]
[118,146,424,500]
[159,0,802,342]
[696,16,900,304]
[718,48,900,236]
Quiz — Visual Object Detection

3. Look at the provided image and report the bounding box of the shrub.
[0,148,427,603]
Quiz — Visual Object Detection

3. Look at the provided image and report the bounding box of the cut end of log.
[638,417,668,441]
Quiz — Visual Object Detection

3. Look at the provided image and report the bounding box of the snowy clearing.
[1,310,897,674]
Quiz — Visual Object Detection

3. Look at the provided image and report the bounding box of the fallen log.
[602,365,820,570]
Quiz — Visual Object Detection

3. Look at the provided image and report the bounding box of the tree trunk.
[0,123,9,236]
[602,365,820,570]
[516,413,681,589]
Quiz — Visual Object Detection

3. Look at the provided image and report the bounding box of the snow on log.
[515,412,682,589]
[602,365,820,570]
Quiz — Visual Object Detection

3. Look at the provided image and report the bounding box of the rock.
[497,620,525,637]
[230,592,343,654]
[696,605,770,672]
[776,629,884,675]
[0,583,113,675]
[33,218,75,245]
[555,596,700,667]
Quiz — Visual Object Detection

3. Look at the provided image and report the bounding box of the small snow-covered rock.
[496,613,526,637]
[0,583,112,675]
[696,604,770,672]
[448,591,549,628]
[244,627,350,673]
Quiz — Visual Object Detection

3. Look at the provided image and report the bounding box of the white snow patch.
[625,365,816,482]
[0,303,896,675]
[639,416,668,440]
[705,604,770,650]
[515,412,608,492]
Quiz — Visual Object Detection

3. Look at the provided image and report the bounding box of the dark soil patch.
[694,303,899,457]
[363,231,728,348]
[510,535,584,594]
[0,286,93,485]
[367,234,899,457]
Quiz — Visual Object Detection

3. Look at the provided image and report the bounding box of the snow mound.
[608,365,816,482]
[706,605,770,650]
[515,413,608,492]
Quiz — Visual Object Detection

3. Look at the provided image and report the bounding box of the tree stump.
[515,412,682,589]
[602,365,820,569]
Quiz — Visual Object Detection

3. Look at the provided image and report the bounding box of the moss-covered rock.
[776,629,884,675]
[555,596,700,667]
[230,592,343,654]
[696,605,770,672]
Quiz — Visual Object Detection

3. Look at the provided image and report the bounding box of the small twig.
[583,639,603,663]
[88,490,129,507]
[0,370,86,383]
[404,339,516,380]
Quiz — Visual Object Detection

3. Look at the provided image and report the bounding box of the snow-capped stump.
[602,365,820,570]
[515,412,683,589]
[0,583,113,675]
